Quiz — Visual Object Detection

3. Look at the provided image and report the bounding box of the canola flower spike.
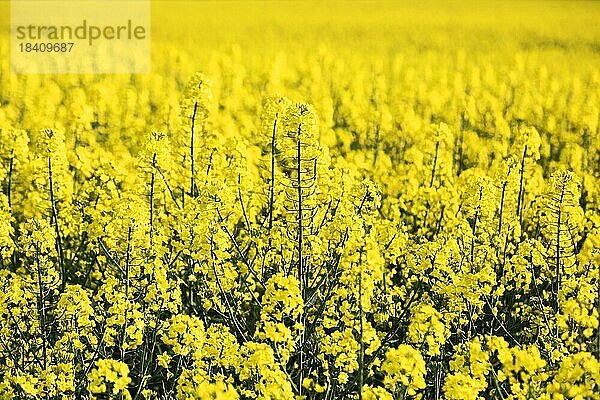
[259,95,293,230]
[177,73,214,200]
[277,103,322,289]
[278,103,322,219]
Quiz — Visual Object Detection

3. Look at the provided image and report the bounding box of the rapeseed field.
[0,1,599,399]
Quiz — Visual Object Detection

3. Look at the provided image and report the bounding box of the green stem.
[269,117,278,230]
[430,141,439,188]
[35,245,48,370]
[48,156,66,290]
[7,156,13,209]
[190,101,198,198]
[150,153,156,243]
[358,268,364,400]
[516,145,527,235]
[296,135,305,396]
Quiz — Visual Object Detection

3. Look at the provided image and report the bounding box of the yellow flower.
[88,359,132,399]
[158,352,171,368]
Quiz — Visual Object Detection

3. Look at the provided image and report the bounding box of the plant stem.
[269,117,278,230]
[358,268,364,400]
[7,156,13,209]
[48,156,66,290]
[296,134,305,396]
[35,245,48,370]
[190,102,198,198]
[516,145,527,235]
[430,141,440,188]
[150,153,156,243]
